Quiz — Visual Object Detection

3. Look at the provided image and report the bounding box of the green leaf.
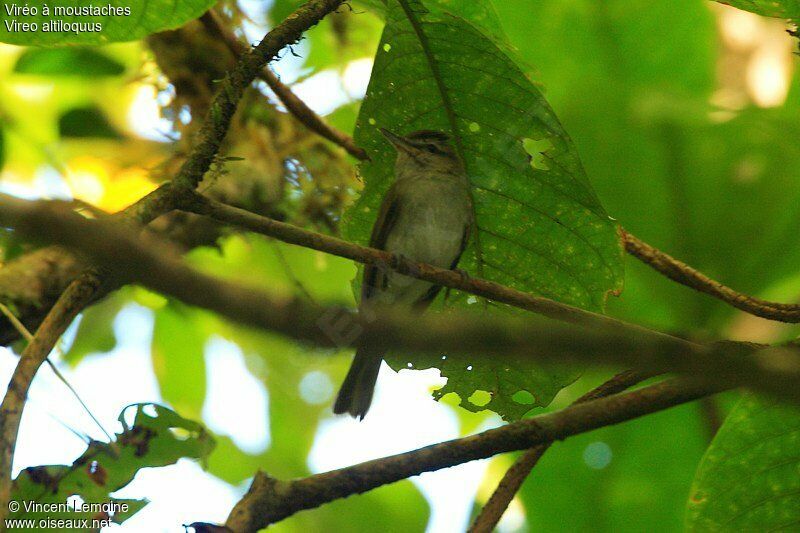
[687,394,800,531]
[0,0,219,46]
[152,302,207,420]
[0,122,5,171]
[14,48,126,77]
[714,0,800,20]
[58,106,121,139]
[402,331,579,420]
[10,404,214,527]
[63,292,126,365]
[343,0,622,419]
[516,395,709,531]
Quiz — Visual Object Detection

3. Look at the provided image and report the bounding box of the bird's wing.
[361,183,402,303]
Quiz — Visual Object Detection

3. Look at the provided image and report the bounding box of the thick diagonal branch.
[5,195,800,405]
[224,377,716,532]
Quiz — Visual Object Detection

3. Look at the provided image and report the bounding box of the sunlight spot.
[383,43,392,52]
[299,371,334,405]
[202,337,270,454]
[468,122,480,133]
[747,45,791,107]
[128,84,174,141]
[343,58,373,99]
[583,441,613,470]
[368,118,377,126]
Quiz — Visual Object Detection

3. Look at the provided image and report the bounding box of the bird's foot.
[453,268,471,284]
[389,252,411,271]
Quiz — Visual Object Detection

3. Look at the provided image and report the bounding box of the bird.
[333,128,473,419]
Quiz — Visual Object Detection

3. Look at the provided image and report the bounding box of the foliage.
[13,48,126,77]
[0,0,219,46]
[715,0,800,20]
[687,394,800,530]
[9,404,214,527]
[344,0,622,419]
[2,0,800,530]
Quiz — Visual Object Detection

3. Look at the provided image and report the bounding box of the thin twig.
[223,377,717,532]
[199,9,369,161]
[6,195,800,405]
[127,0,349,224]
[468,369,652,532]
[622,229,800,322]
[0,274,100,521]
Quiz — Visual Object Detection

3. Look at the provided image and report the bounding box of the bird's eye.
[425,144,439,153]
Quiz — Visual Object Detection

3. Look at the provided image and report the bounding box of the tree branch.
[468,369,652,532]
[0,0,349,348]
[0,273,100,522]
[181,194,668,336]
[127,0,347,223]
[224,377,716,532]
[5,195,800,405]
[0,1,348,523]
[199,9,369,161]
[622,229,800,322]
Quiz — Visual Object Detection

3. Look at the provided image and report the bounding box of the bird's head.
[380,128,462,174]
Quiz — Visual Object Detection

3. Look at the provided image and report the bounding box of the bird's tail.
[333,341,384,419]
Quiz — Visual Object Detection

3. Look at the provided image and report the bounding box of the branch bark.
[468,369,652,533]
[181,194,666,336]
[0,273,100,523]
[224,377,717,532]
[5,195,800,405]
[622,229,800,322]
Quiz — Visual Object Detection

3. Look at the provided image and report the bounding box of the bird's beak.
[380,128,417,155]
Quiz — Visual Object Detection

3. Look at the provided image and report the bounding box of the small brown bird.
[334,128,473,419]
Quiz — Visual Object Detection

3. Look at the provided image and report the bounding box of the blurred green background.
[1,0,799,530]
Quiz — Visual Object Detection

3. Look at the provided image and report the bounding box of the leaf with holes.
[9,403,214,526]
[686,394,800,531]
[343,0,622,419]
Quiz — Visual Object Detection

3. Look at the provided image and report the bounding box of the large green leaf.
[714,0,800,20]
[152,302,207,420]
[686,395,800,531]
[343,0,622,419]
[63,291,127,365]
[0,0,218,46]
[10,404,214,528]
[13,48,126,77]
